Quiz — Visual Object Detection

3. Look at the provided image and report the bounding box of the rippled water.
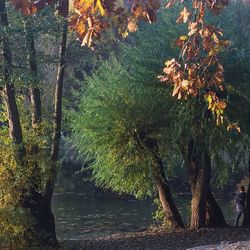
[52,192,236,240]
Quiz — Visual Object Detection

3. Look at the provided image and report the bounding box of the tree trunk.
[242,153,250,227]
[24,17,42,126]
[181,137,227,229]
[143,136,184,228]
[46,7,68,200]
[40,3,69,242]
[153,156,184,228]
[182,140,211,229]
[190,164,210,229]
[0,0,23,148]
[206,188,228,227]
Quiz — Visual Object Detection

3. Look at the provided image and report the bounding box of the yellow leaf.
[96,0,105,16]
[179,35,188,41]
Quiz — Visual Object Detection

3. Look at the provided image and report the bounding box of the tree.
[0,0,70,245]
[174,100,228,228]
[71,57,184,228]
[124,8,228,229]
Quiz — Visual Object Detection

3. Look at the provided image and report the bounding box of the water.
[52,191,236,240]
[52,192,156,240]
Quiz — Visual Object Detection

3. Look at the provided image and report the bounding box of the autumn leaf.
[127,18,138,33]
[217,101,227,110]
[176,7,190,23]
[212,33,219,43]
[179,35,188,41]
[227,123,241,133]
[95,0,105,16]
[181,79,189,90]
[188,22,198,36]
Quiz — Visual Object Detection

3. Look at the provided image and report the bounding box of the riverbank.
[58,227,250,250]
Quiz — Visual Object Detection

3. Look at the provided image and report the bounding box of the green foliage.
[71,58,174,198]
[153,198,166,224]
[0,207,36,249]
[0,98,52,247]
[70,8,184,199]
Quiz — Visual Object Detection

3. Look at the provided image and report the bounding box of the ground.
[57,227,250,250]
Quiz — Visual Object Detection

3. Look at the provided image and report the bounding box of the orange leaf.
[177,7,190,24]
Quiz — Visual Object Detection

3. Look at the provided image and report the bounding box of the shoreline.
[58,227,250,250]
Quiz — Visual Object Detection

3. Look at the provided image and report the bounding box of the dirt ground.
[58,227,250,250]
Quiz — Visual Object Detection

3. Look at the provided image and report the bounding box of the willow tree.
[71,57,184,228]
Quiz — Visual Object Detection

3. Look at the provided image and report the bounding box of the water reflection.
[52,192,236,240]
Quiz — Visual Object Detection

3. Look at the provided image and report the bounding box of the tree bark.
[206,188,228,227]
[45,7,68,200]
[242,153,250,227]
[143,137,184,228]
[182,140,211,229]
[0,0,23,147]
[24,17,42,126]
[40,2,69,242]
[153,156,185,228]
[190,164,210,229]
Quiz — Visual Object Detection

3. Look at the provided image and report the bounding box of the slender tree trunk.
[0,0,23,147]
[144,137,184,228]
[38,3,69,241]
[24,17,42,126]
[206,188,228,227]
[46,7,68,201]
[242,153,250,227]
[153,155,184,228]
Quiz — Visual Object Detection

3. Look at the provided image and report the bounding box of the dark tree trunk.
[40,3,69,242]
[153,156,184,228]
[0,0,23,148]
[206,188,228,227]
[24,17,42,126]
[242,153,250,227]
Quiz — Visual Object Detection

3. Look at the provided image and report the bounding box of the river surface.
[52,191,236,240]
